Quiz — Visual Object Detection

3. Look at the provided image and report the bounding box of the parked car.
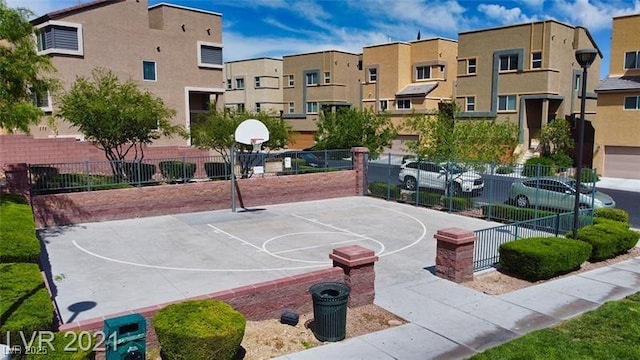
[508,177,616,210]
[282,151,326,168]
[398,160,484,196]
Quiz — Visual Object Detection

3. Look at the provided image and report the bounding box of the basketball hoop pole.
[231,143,236,213]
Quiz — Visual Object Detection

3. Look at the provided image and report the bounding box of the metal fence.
[29,149,354,194]
[473,209,594,271]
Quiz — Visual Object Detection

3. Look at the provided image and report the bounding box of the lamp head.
[575,49,597,69]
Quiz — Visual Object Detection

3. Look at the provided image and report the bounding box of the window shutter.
[52,26,78,50]
[201,45,222,65]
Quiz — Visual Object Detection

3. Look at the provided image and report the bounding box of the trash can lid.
[309,282,351,297]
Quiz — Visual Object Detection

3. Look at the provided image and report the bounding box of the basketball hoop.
[250,138,265,153]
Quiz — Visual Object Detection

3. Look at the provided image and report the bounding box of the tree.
[190,108,292,178]
[403,101,518,164]
[0,1,58,133]
[57,68,182,179]
[539,118,574,157]
[313,107,397,159]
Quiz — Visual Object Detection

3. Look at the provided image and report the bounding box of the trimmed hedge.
[0,263,55,344]
[204,162,231,180]
[495,165,514,174]
[25,331,96,359]
[0,194,41,263]
[154,299,246,360]
[574,223,640,262]
[33,173,131,193]
[441,196,472,211]
[481,204,555,222]
[368,182,401,199]
[595,208,629,224]
[122,162,157,183]
[411,191,442,207]
[159,161,197,182]
[499,237,592,281]
[522,157,555,177]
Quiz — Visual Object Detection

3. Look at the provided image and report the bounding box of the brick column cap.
[330,245,378,267]
[351,147,369,153]
[434,228,476,245]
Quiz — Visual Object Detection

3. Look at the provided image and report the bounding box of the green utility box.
[104,313,146,360]
[309,282,351,342]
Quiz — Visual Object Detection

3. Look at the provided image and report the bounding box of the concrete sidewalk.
[277,257,640,359]
[597,177,640,193]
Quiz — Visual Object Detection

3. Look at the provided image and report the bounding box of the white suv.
[398,161,484,196]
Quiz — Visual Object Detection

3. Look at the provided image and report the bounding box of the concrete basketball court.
[38,196,500,324]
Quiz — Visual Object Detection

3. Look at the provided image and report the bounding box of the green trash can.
[104,313,146,360]
[309,282,351,342]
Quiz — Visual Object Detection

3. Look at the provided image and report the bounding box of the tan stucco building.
[224,57,283,115]
[594,13,640,179]
[361,38,458,152]
[456,20,602,156]
[282,50,362,149]
[30,0,224,146]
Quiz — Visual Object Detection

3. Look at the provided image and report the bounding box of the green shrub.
[574,168,600,183]
[204,162,231,180]
[481,204,555,222]
[495,165,513,174]
[368,182,401,199]
[154,299,246,360]
[0,263,55,344]
[25,331,96,359]
[522,157,556,177]
[0,194,41,263]
[411,191,442,207]
[441,196,472,211]
[159,161,197,182]
[33,173,130,193]
[29,166,59,184]
[550,152,574,170]
[595,208,629,224]
[575,223,640,261]
[122,162,157,183]
[499,237,592,281]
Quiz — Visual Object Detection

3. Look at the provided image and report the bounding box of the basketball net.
[250,138,264,153]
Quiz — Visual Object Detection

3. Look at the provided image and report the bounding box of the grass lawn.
[471,292,640,359]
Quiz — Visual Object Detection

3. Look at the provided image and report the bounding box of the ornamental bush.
[26,331,96,359]
[204,162,231,180]
[411,191,442,207]
[594,208,629,224]
[481,204,555,222]
[0,194,41,263]
[159,161,196,182]
[574,223,640,262]
[368,182,401,199]
[522,157,555,177]
[154,299,246,360]
[122,162,157,183]
[499,237,591,281]
[441,196,472,211]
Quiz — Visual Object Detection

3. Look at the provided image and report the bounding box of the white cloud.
[477,4,539,24]
[552,0,640,30]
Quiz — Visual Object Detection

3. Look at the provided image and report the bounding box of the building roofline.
[149,2,222,17]
[364,37,457,50]
[225,57,283,64]
[612,12,640,20]
[282,49,361,58]
[576,26,604,59]
[31,0,123,24]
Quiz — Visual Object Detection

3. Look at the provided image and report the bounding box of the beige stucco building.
[456,20,602,158]
[224,57,283,115]
[30,0,224,146]
[282,50,362,149]
[594,13,640,179]
[361,38,458,152]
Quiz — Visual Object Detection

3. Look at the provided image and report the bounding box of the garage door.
[604,146,640,179]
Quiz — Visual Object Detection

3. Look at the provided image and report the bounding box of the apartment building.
[361,38,458,151]
[224,58,283,114]
[594,13,640,179]
[282,50,362,149]
[30,0,224,146]
[456,20,602,160]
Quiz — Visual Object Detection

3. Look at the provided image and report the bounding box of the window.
[286,75,294,87]
[324,72,330,84]
[36,21,82,56]
[368,68,377,82]
[625,51,640,69]
[255,103,261,112]
[416,66,431,80]
[624,96,640,110]
[31,90,51,112]
[497,95,516,111]
[379,100,388,111]
[396,99,411,110]
[499,54,519,71]
[306,102,318,114]
[306,72,318,85]
[235,78,244,90]
[532,52,542,69]
[288,102,295,113]
[197,42,223,68]
[142,61,156,81]
[226,79,231,90]
[254,76,261,88]
[466,96,475,111]
[467,58,477,74]
[574,74,581,91]
[237,103,245,112]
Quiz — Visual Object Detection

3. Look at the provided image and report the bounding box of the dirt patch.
[463,246,640,295]
[240,304,405,360]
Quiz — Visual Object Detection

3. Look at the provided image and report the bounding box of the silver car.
[508,177,616,210]
[398,160,484,196]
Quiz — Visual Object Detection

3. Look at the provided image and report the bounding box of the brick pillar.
[3,163,29,196]
[351,147,369,196]
[330,245,378,306]
[434,228,476,283]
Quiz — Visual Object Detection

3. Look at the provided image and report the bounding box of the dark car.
[283,151,326,168]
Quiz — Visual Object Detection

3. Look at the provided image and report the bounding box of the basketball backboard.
[235,119,270,147]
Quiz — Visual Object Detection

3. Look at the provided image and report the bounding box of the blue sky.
[10,0,640,79]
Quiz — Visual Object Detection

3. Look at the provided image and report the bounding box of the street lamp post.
[573,48,598,238]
